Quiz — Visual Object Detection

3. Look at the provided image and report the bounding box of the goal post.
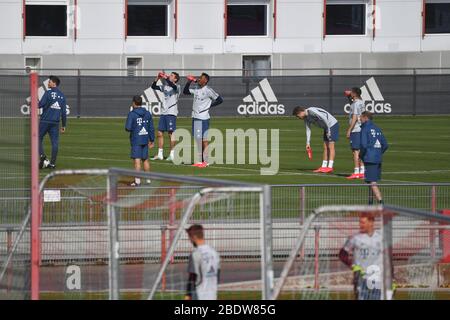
[271,204,450,300]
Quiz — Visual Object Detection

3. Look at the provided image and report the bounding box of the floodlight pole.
[381,211,394,300]
[261,185,274,300]
[30,72,40,300]
[107,173,120,300]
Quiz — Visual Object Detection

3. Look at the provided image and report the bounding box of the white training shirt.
[190,85,220,120]
[304,107,338,145]
[349,99,365,133]
[154,80,180,116]
[343,230,382,275]
[187,244,220,300]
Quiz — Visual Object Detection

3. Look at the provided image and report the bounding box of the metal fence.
[1,183,448,264]
[1,177,449,299]
[272,205,450,300]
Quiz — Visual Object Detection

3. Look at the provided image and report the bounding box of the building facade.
[1,0,450,73]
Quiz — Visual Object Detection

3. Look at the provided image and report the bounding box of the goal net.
[272,205,450,300]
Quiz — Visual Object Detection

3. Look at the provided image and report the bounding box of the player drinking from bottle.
[339,213,382,300]
[125,96,155,186]
[345,87,365,179]
[292,106,339,173]
[183,73,223,168]
[185,224,220,300]
[151,71,180,162]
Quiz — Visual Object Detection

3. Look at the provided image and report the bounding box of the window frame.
[126,56,144,77]
[24,1,70,39]
[424,0,450,36]
[126,2,171,38]
[242,54,272,77]
[325,1,368,37]
[226,3,270,38]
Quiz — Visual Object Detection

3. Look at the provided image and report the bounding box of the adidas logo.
[344,77,392,114]
[238,78,285,115]
[138,126,148,136]
[134,80,163,115]
[374,139,381,148]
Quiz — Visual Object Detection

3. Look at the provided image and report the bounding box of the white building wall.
[0,0,449,70]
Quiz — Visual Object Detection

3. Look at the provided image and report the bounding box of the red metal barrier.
[441,210,450,263]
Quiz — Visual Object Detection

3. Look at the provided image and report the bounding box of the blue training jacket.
[360,120,388,164]
[125,107,155,146]
[39,88,67,126]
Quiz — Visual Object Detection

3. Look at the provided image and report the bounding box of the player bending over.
[185,224,220,300]
[125,96,155,186]
[345,88,365,179]
[151,71,180,162]
[183,73,223,168]
[292,106,339,173]
[339,213,382,300]
[360,111,388,204]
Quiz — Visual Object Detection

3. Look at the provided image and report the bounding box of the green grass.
[41,115,450,185]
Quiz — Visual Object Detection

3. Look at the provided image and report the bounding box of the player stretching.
[151,71,180,162]
[292,106,339,173]
[125,96,155,186]
[339,213,382,300]
[360,111,388,204]
[183,73,223,168]
[345,88,365,179]
[38,76,67,169]
[185,224,220,300]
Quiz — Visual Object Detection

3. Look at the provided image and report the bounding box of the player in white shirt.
[150,71,180,162]
[183,73,223,168]
[345,87,366,179]
[185,224,221,300]
[339,214,382,300]
[292,106,340,173]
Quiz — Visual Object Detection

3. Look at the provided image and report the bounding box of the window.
[425,1,450,34]
[127,1,168,36]
[127,57,143,77]
[243,56,271,77]
[227,4,268,36]
[25,57,42,72]
[326,3,366,35]
[26,5,67,36]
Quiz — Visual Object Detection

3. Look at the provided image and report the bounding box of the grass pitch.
[41,115,450,185]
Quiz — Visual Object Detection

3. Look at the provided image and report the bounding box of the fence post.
[261,185,273,300]
[107,173,119,300]
[314,226,320,291]
[30,72,40,300]
[300,186,305,225]
[77,69,81,118]
[161,226,167,292]
[430,186,437,259]
[6,229,12,293]
[412,69,417,116]
[169,188,176,264]
[329,69,333,113]
[381,211,394,300]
